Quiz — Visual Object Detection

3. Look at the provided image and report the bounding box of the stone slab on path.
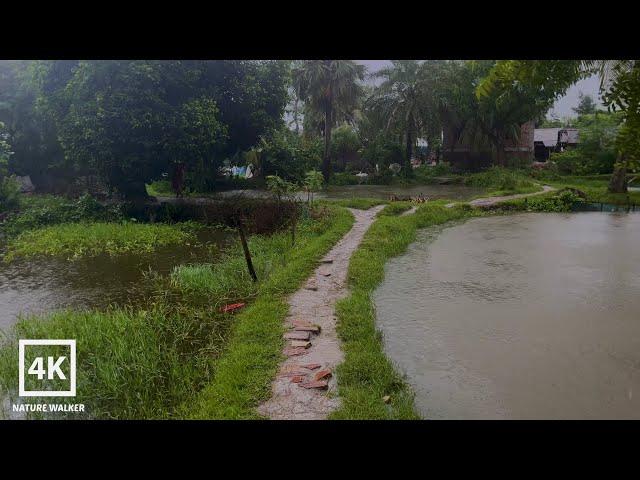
[257,205,385,420]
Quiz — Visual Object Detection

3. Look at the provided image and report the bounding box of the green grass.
[186,205,354,418]
[545,176,640,205]
[329,202,479,419]
[3,222,194,262]
[318,198,388,210]
[465,167,541,196]
[1,193,123,237]
[377,201,413,216]
[0,306,214,419]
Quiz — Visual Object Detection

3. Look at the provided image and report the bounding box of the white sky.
[356,60,601,119]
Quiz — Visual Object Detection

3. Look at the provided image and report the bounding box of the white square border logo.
[19,339,76,397]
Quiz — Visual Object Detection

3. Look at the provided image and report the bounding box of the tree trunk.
[405,127,413,174]
[294,96,300,135]
[608,155,628,193]
[237,219,258,282]
[322,103,333,182]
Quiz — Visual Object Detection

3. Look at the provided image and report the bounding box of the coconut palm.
[366,60,445,172]
[293,61,366,181]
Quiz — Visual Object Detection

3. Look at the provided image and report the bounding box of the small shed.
[534,128,580,161]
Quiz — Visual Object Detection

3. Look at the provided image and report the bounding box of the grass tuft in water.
[3,222,194,262]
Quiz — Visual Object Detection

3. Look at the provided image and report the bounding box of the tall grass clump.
[330,203,479,419]
[0,305,221,419]
[3,222,193,261]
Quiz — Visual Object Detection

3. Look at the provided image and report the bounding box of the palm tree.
[293,61,366,181]
[367,60,443,173]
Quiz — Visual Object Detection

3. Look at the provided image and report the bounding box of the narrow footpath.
[257,205,385,420]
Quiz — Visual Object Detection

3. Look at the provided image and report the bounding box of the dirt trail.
[257,205,385,420]
[445,185,556,208]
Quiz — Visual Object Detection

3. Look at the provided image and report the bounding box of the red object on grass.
[221,302,246,313]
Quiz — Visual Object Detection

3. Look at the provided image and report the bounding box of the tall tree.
[294,61,366,180]
[367,60,434,172]
[475,60,583,165]
[479,59,639,191]
[573,92,598,115]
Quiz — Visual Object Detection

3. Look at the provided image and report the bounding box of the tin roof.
[534,128,560,147]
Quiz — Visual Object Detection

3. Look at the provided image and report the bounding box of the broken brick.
[284,331,311,341]
[302,363,321,370]
[290,375,306,383]
[283,347,308,357]
[294,325,320,333]
[300,380,329,390]
[290,340,311,349]
[313,369,332,381]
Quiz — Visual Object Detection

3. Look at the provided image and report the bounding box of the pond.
[0,227,231,331]
[374,212,640,419]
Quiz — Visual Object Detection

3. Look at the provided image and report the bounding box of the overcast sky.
[356,60,601,119]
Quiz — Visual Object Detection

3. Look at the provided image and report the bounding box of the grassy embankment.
[0,203,354,419]
[185,205,354,418]
[329,202,481,419]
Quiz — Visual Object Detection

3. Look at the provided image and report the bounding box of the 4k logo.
[19,339,76,397]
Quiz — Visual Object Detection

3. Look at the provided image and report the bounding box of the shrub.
[0,177,20,213]
[1,194,124,236]
[331,172,360,186]
[465,166,538,193]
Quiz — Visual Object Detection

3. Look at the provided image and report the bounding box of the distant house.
[442,120,535,171]
[534,128,579,161]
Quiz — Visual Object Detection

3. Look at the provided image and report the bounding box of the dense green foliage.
[464,166,540,195]
[0,193,123,236]
[1,60,289,198]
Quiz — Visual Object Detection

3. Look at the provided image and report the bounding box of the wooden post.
[237,218,257,282]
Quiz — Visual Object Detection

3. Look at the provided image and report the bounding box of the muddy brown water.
[374,212,640,419]
[0,228,230,331]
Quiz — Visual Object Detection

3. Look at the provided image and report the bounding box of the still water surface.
[0,228,230,331]
[374,212,640,419]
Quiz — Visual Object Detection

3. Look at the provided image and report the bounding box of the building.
[534,128,579,161]
[442,121,535,171]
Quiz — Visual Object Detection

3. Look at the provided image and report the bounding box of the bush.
[331,172,360,186]
[464,166,538,193]
[0,177,20,213]
[259,129,322,182]
[1,194,124,236]
[500,189,582,212]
